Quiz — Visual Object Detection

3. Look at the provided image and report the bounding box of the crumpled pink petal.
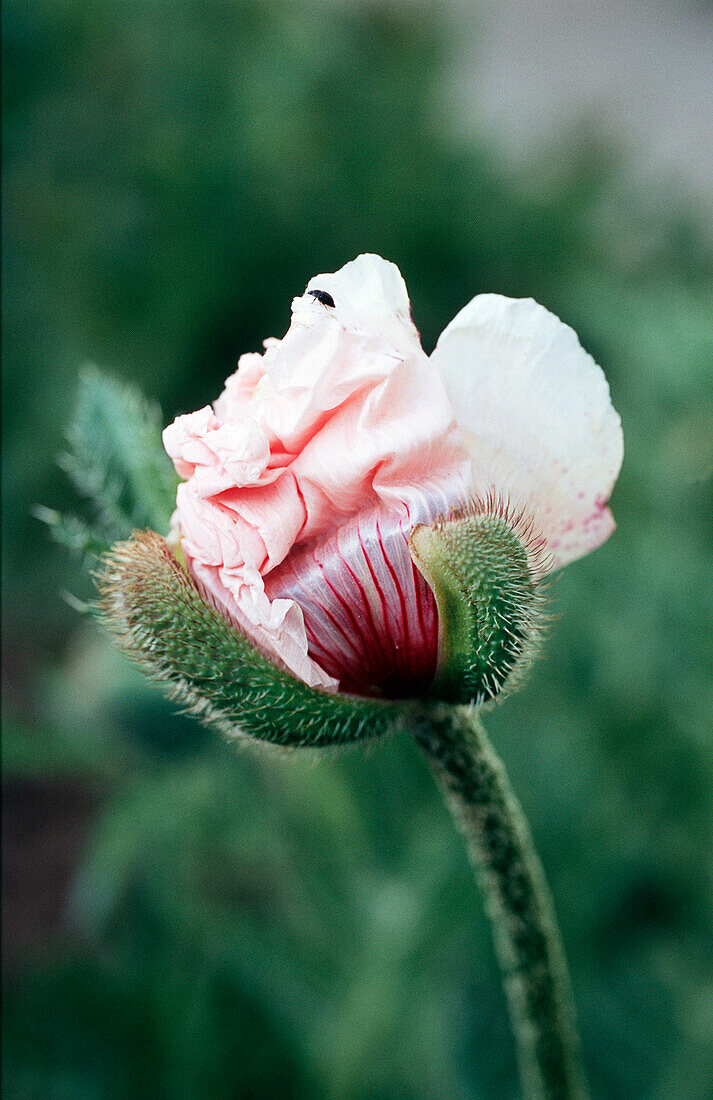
[164,406,272,498]
[163,254,470,690]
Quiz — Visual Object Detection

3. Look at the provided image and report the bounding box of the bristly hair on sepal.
[97,530,412,750]
[408,492,552,707]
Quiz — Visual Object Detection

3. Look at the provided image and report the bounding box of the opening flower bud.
[159,254,622,706]
[409,499,549,705]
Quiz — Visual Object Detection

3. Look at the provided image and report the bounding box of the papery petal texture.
[164,407,271,497]
[430,295,623,568]
[164,255,470,692]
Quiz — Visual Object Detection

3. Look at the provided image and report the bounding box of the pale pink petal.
[213,352,267,423]
[163,406,219,479]
[165,254,470,690]
[290,356,470,533]
[191,421,271,498]
[176,475,305,576]
[430,294,624,568]
[164,408,271,497]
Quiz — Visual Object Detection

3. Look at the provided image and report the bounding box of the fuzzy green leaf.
[98,530,412,749]
[45,366,179,553]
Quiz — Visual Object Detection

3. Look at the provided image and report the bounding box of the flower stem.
[413,703,588,1100]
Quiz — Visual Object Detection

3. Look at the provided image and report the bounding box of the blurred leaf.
[32,505,109,560]
[34,366,179,560]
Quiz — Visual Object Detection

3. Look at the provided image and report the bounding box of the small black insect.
[308,288,335,308]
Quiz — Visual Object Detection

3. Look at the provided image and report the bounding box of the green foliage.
[32,505,109,560]
[37,367,178,556]
[3,2,713,1098]
[410,500,549,705]
[99,530,409,749]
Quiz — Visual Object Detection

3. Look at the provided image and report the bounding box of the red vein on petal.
[357,523,399,673]
[376,511,411,673]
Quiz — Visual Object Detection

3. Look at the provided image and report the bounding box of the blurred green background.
[3,3,712,1098]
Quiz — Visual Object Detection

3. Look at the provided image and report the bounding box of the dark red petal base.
[265,503,440,698]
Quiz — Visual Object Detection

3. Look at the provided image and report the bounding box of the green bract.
[98,530,412,749]
[409,501,549,705]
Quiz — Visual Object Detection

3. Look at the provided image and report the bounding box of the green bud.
[409,498,549,706]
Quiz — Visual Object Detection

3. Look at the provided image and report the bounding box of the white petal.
[302,252,414,332]
[243,254,426,454]
[430,295,623,568]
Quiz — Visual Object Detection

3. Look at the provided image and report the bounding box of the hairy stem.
[414,704,588,1100]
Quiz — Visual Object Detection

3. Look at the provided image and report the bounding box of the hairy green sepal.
[99,530,411,749]
[410,506,546,705]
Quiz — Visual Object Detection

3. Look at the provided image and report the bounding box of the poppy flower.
[162,254,622,700]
